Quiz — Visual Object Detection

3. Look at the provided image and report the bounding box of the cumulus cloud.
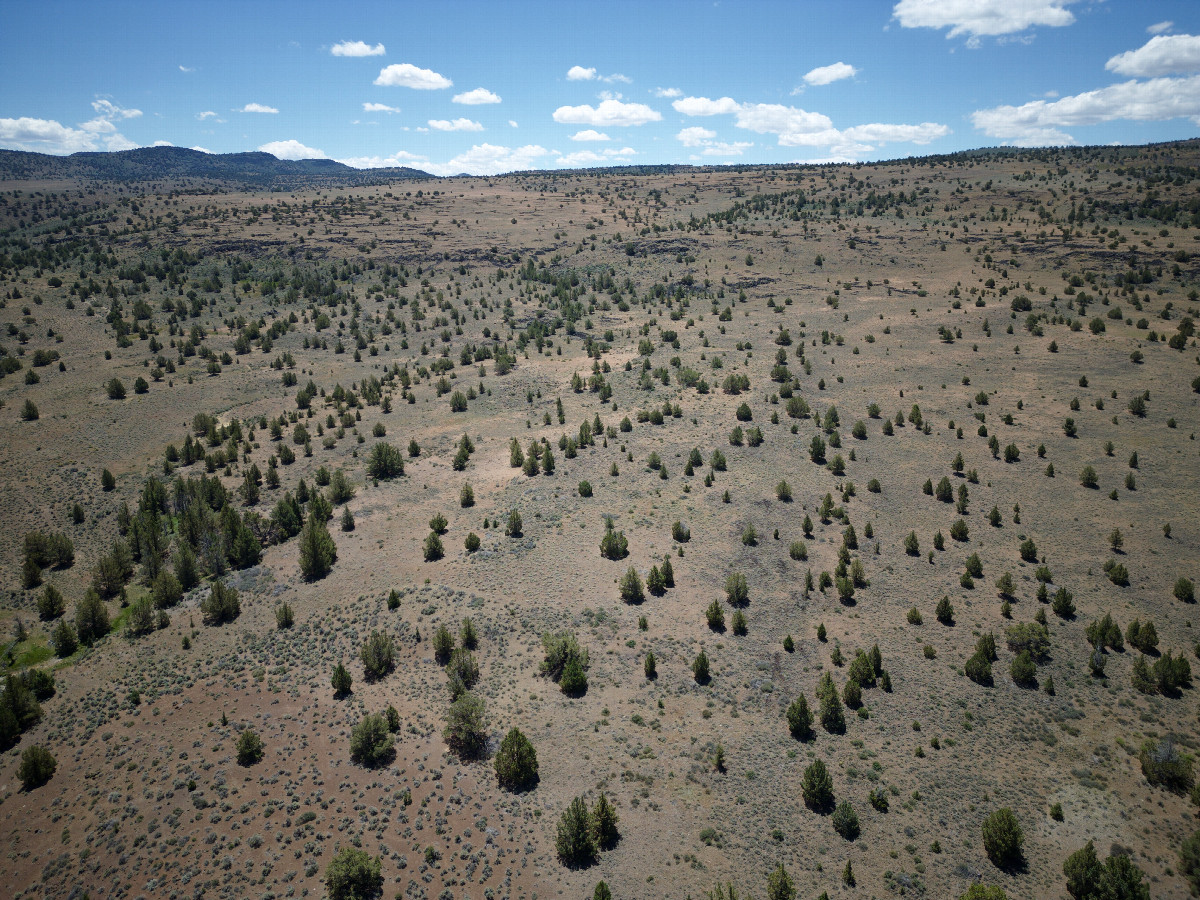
[152,140,173,147]
[196,110,219,120]
[567,65,597,81]
[453,87,501,105]
[674,94,948,158]
[970,74,1200,145]
[362,102,400,113]
[190,146,213,154]
[842,122,950,144]
[240,102,279,114]
[893,0,1076,43]
[338,149,429,169]
[570,129,610,141]
[555,146,636,167]
[676,126,717,146]
[1147,21,1173,36]
[803,62,858,86]
[0,117,98,153]
[672,96,740,116]
[552,99,661,126]
[420,143,551,176]
[1106,34,1200,78]
[331,40,385,57]
[259,139,327,159]
[92,99,141,121]
[428,117,484,131]
[653,87,682,98]
[374,63,452,89]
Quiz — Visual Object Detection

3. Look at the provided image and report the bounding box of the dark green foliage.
[706,599,726,631]
[331,663,352,697]
[644,651,657,678]
[959,887,1008,900]
[560,655,589,696]
[693,649,710,683]
[423,530,444,561]
[966,651,993,686]
[787,695,813,740]
[37,584,64,621]
[1180,830,1200,896]
[325,846,383,900]
[936,595,954,624]
[1010,650,1037,687]
[817,673,845,733]
[446,648,480,699]
[904,531,920,555]
[298,514,337,580]
[619,566,645,603]
[1005,621,1050,662]
[556,796,597,868]
[506,509,523,537]
[74,588,109,646]
[201,580,240,625]
[236,728,264,765]
[1176,577,1196,604]
[275,602,294,629]
[51,619,77,657]
[18,744,56,790]
[433,625,455,665]
[647,565,666,596]
[465,532,480,551]
[365,441,404,479]
[360,630,396,681]
[151,570,182,608]
[832,801,860,840]
[591,793,619,850]
[767,864,796,900]
[600,520,628,559]
[1140,736,1194,793]
[1086,613,1123,651]
[350,712,394,768]
[724,572,749,606]
[541,631,588,682]
[1053,587,1076,618]
[802,759,834,812]
[981,808,1024,868]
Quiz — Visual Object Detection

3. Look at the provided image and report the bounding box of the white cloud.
[1148,21,1173,36]
[1106,34,1200,78]
[842,122,950,144]
[179,65,195,73]
[672,96,740,116]
[362,102,400,113]
[421,143,550,176]
[893,0,1076,42]
[241,103,279,114]
[338,150,429,168]
[428,117,484,131]
[603,73,631,84]
[0,117,98,153]
[508,120,519,128]
[196,110,219,120]
[374,63,452,89]
[701,142,753,157]
[331,40,385,57]
[971,74,1200,145]
[555,146,636,167]
[92,99,141,120]
[190,146,212,154]
[653,87,682,98]
[259,139,327,160]
[571,129,610,141]
[453,87,501,105]
[152,140,173,147]
[734,103,840,146]
[676,126,717,147]
[552,99,661,126]
[567,65,597,81]
[803,62,858,86]
[80,117,117,134]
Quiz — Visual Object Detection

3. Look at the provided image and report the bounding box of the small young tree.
[74,588,109,646]
[18,744,56,790]
[325,846,383,900]
[360,630,396,680]
[590,793,620,850]
[494,727,539,791]
[982,808,1024,868]
[298,515,337,580]
[556,796,597,869]
[692,649,710,683]
[506,509,523,537]
[619,567,645,603]
[331,662,352,697]
[444,691,488,760]
[802,759,834,812]
[787,695,814,740]
[236,728,264,765]
[832,801,860,840]
[936,595,954,624]
[350,712,394,768]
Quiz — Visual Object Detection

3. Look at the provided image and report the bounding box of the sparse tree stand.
[325,846,383,900]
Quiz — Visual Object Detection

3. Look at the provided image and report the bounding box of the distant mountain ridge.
[0,146,432,186]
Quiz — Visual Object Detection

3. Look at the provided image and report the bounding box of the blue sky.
[2,0,1199,175]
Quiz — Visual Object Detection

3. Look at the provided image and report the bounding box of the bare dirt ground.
[0,143,1198,900]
